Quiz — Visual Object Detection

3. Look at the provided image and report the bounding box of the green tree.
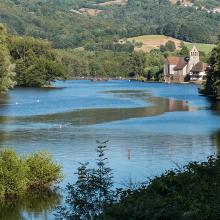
[56,141,114,220]
[8,36,67,87]
[178,45,190,57]
[128,52,146,78]
[202,39,220,97]
[0,24,15,93]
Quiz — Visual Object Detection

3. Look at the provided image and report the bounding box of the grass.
[127,35,215,53]
[185,42,215,54]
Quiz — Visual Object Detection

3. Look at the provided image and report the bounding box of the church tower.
[187,46,200,73]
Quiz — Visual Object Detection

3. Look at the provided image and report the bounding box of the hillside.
[127,35,215,53]
[0,0,220,49]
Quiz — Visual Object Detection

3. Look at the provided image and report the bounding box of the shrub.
[0,149,62,200]
[25,152,63,190]
[102,155,220,220]
[0,149,28,199]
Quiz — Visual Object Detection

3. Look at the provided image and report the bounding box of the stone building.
[163,46,207,83]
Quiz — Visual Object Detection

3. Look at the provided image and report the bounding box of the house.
[163,46,207,83]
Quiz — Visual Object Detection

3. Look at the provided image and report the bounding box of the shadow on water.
[0,90,196,127]
[213,129,220,154]
[0,90,199,144]
[210,100,220,115]
[0,191,61,220]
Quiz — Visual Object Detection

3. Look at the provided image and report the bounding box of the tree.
[56,141,115,220]
[202,40,220,97]
[8,36,67,87]
[160,41,176,53]
[0,24,15,93]
[178,45,190,57]
[128,52,146,78]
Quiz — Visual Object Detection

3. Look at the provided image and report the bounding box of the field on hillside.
[185,42,215,53]
[127,35,215,53]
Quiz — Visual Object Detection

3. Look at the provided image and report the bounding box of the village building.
[163,46,207,83]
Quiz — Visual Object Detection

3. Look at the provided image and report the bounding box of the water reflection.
[214,130,220,153]
[0,191,61,220]
[210,100,220,115]
[0,90,194,128]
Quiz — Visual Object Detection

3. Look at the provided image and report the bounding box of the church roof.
[190,62,207,73]
[166,57,187,70]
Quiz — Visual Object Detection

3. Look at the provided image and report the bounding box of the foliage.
[26,152,63,190]
[160,40,176,52]
[0,149,28,199]
[8,35,67,87]
[128,52,146,78]
[55,49,131,78]
[0,149,62,200]
[56,141,115,220]
[178,44,190,57]
[102,155,220,220]
[202,38,220,97]
[0,0,220,49]
[0,24,15,93]
[144,50,165,80]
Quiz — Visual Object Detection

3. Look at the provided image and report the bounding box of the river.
[0,80,220,220]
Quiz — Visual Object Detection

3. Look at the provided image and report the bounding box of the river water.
[0,80,220,220]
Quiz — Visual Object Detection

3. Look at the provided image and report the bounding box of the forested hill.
[0,0,220,48]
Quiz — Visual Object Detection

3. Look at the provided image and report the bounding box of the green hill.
[0,0,220,49]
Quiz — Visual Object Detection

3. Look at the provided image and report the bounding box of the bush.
[26,152,63,190]
[102,155,220,220]
[0,149,28,199]
[0,149,62,200]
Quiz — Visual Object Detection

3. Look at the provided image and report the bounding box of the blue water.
[0,80,220,220]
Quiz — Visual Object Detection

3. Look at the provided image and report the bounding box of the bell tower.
[187,46,200,73]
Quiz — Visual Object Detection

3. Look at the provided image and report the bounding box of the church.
[163,46,207,83]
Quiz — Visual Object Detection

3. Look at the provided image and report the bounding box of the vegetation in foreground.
[0,149,62,200]
[56,142,220,220]
[102,155,220,220]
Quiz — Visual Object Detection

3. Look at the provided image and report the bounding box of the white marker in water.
[15,102,18,105]
[37,99,40,103]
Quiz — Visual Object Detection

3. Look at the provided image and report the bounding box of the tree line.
[0,24,67,92]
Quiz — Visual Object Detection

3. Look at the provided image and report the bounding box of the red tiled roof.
[166,57,183,65]
[166,57,187,71]
[191,62,207,73]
